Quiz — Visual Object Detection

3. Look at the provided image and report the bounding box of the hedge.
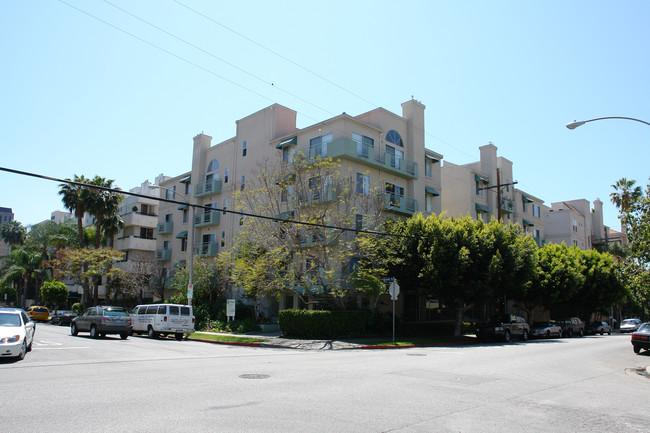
[279,309,371,339]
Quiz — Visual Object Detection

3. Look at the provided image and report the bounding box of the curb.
[190,338,263,347]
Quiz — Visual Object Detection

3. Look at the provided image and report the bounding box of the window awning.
[177,204,188,210]
[475,203,490,213]
[474,174,489,183]
[275,136,297,149]
[521,195,533,203]
[176,231,188,238]
[522,219,534,227]
[425,186,440,196]
[179,176,191,183]
[425,153,440,162]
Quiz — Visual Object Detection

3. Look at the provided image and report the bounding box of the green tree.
[50,248,124,306]
[59,175,91,248]
[83,176,123,249]
[611,177,650,267]
[572,249,627,319]
[0,285,18,305]
[40,280,69,310]
[0,247,43,307]
[232,156,389,309]
[1,220,26,250]
[533,243,586,316]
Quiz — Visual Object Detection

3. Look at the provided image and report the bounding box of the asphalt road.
[2,324,649,433]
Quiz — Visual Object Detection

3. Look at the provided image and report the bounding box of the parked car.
[585,321,612,335]
[620,318,642,333]
[131,304,195,340]
[631,323,650,354]
[71,306,132,339]
[530,321,563,338]
[0,307,36,360]
[557,317,585,337]
[50,310,77,326]
[476,314,530,342]
[26,305,49,322]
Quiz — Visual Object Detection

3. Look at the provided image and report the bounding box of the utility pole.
[478,168,518,221]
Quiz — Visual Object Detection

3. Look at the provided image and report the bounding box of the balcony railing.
[114,235,156,251]
[501,198,515,214]
[298,184,338,206]
[299,230,339,248]
[194,210,221,228]
[121,211,158,227]
[155,248,172,261]
[195,242,219,257]
[301,137,418,179]
[156,221,173,235]
[383,193,418,215]
[194,179,223,198]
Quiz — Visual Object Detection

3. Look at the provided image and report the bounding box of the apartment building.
[155,99,443,305]
[0,207,14,258]
[441,143,547,244]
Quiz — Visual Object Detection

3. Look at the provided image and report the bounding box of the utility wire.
[0,166,414,239]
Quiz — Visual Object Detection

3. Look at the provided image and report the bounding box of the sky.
[1,0,648,232]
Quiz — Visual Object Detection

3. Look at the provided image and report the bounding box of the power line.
[0,166,414,239]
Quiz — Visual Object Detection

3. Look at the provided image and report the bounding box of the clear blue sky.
[1,1,648,232]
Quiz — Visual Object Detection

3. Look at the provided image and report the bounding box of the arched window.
[386,130,404,147]
[207,159,219,172]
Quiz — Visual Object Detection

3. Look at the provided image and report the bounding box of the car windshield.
[622,320,637,326]
[0,313,21,327]
[637,323,649,332]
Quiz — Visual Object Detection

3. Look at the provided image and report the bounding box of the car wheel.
[600,330,604,335]
[26,337,33,352]
[579,329,584,337]
[175,333,183,341]
[148,326,158,339]
[546,330,551,338]
[504,330,512,343]
[17,341,27,360]
[608,331,612,335]
[89,326,98,339]
[633,345,641,354]
[120,332,128,340]
[71,323,78,336]
[522,330,529,342]
[568,329,573,338]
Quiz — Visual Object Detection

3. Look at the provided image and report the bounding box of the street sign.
[187,283,194,299]
[383,277,394,283]
[389,281,400,300]
[226,299,236,320]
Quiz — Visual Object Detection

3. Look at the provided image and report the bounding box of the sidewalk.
[192,331,475,350]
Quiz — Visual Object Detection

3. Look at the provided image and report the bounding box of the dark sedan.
[586,321,612,335]
[631,323,650,354]
[50,310,77,326]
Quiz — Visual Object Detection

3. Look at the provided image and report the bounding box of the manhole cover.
[239,374,270,379]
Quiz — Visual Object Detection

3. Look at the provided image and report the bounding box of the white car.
[131,304,195,340]
[0,308,36,361]
[620,318,642,333]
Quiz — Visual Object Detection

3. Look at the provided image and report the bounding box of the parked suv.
[557,317,585,337]
[71,306,132,339]
[476,314,530,343]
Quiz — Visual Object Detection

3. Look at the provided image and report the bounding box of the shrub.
[71,302,84,314]
[279,309,371,338]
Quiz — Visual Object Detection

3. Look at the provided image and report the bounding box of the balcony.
[194,210,221,228]
[121,211,158,228]
[114,236,156,252]
[299,230,339,248]
[298,184,338,206]
[194,179,222,198]
[383,193,418,215]
[303,137,418,179]
[155,248,172,261]
[195,242,219,258]
[501,198,515,214]
[156,221,173,235]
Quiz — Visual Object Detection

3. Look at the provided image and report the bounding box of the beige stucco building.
[155,100,443,308]
[441,143,547,245]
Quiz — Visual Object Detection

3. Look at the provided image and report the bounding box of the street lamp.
[566,116,650,130]
[151,185,195,306]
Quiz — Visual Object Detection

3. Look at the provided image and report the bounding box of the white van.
[131,304,194,340]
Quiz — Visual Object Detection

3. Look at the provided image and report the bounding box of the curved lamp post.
[151,185,195,306]
[566,116,650,130]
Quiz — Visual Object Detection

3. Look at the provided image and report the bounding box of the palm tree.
[83,176,123,249]
[0,220,26,250]
[0,247,43,307]
[59,175,90,248]
[611,178,642,234]
[101,214,125,248]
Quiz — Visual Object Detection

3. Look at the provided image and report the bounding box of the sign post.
[187,283,193,306]
[226,299,236,323]
[389,280,400,343]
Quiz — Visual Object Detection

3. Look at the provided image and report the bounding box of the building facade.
[155,100,443,310]
[0,207,14,258]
